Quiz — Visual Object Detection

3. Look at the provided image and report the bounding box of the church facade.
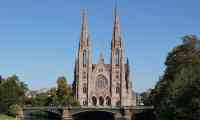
[73,8,136,107]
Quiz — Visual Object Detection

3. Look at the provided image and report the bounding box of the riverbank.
[0,114,15,120]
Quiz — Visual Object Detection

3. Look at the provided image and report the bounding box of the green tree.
[7,104,21,117]
[56,76,69,105]
[171,64,200,120]
[141,89,152,105]
[0,75,27,114]
[28,76,80,107]
[57,76,68,97]
[149,35,200,120]
[31,93,49,106]
[56,76,79,106]
[0,75,3,84]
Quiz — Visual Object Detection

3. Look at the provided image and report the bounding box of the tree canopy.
[0,75,27,115]
[30,76,79,107]
[149,35,200,120]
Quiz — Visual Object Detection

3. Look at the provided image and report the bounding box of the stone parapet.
[62,108,73,120]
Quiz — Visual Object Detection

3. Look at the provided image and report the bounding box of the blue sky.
[0,0,200,92]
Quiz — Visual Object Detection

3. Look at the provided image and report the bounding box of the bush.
[8,104,20,117]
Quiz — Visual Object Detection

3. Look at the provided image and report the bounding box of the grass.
[0,114,15,120]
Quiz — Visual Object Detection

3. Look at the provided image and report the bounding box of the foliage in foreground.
[0,75,79,118]
[8,104,21,117]
[0,114,15,120]
[149,35,200,120]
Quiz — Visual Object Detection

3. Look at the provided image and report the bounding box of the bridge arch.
[23,109,61,119]
[72,110,115,120]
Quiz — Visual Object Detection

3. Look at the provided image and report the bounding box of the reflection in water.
[27,117,59,120]
[25,111,61,120]
[25,116,61,120]
[26,111,114,120]
[74,111,114,120]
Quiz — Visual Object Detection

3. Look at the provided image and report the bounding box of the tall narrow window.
[83,49,88,67]
[83,83,87,93]
[116,87,120,94]
[115,49,120,65]
[116,83,120,94]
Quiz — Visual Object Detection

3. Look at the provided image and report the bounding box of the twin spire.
[80,6,122,48]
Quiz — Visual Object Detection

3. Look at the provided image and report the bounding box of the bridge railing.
[23,105,154,110]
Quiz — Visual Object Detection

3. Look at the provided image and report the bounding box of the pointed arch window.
[83,49,88,67]
[83,83,87,94]
[96,75,108,89]
[115,49,120,65]
[116,87,120,94]
[116,83,120,94]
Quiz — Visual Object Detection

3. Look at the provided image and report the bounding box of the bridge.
[16,106,154,120]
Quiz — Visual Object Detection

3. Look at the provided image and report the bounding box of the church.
[73,7,136,107]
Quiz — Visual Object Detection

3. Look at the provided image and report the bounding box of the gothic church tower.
[73,7,135,107]
[74,10,92,105]
[111,7,126,106]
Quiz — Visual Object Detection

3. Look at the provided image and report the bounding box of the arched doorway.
[92,96,97,106]
[106,96,111,106]
[99,96,104,106]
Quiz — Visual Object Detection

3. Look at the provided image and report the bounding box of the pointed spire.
[80,8,89,47]
[114,0,118,17]
[98,52,104,64]
[112,1,122,47]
